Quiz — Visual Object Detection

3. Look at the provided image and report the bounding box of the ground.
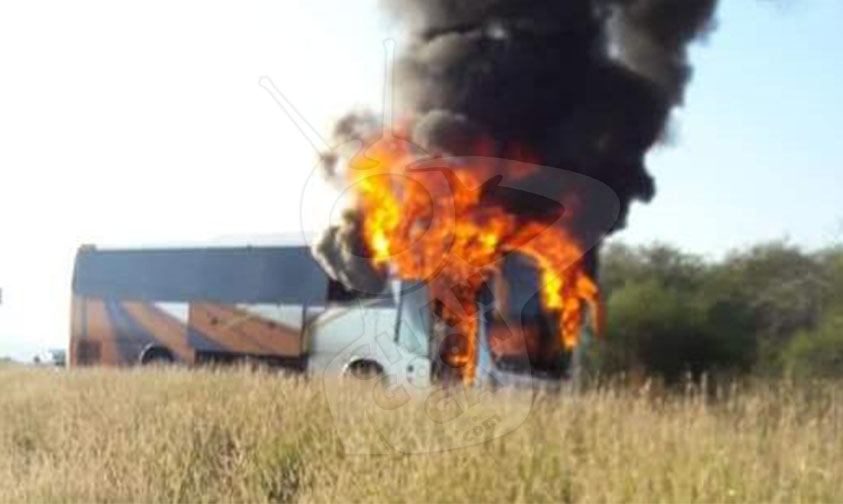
[1,366,841,502]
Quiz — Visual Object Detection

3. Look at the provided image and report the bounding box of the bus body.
[70,244,578,386]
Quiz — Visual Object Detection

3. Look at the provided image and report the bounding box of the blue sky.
[618,0,843,255]
[0,0,841,359]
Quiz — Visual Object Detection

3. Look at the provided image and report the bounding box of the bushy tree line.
[588,241,843,382]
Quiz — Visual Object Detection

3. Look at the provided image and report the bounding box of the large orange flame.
[348,135,602,383]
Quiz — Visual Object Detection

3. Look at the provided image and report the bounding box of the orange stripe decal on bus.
[86,299,122,365]
[190,303,267,354]
[204,303,303,356]
[189,303,303,356]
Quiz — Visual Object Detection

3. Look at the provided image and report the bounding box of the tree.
[597,243,756,382]
[596,241,842,380]
[599,277,754,383]
[713,242,830,374]
[783,311,843,379]
[600,242,706,294]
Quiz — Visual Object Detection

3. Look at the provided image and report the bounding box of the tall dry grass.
[1,366,842,502]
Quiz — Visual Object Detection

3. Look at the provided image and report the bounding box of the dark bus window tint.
[72,246,329,304]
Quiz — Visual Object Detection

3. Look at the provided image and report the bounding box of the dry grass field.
[1,365,842,503]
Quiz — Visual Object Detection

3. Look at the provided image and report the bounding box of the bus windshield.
[484,254,571,379]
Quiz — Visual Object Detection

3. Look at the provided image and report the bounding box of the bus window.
[72,246,329,305]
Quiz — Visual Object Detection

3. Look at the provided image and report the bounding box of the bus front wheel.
[345,360,384,381]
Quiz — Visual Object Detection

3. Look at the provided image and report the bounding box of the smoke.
[311,209,388,295]
[314,0,717,290]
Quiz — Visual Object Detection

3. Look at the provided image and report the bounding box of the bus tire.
[140,346,175,366]
[345,360,385,381]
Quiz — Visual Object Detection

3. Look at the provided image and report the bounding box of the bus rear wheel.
[140,347,175,366]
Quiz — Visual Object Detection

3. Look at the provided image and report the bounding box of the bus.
[69,243,580,387]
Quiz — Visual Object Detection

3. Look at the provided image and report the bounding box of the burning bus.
[68,241,593,386]
[70,0,717,387]
[290,0,716,385]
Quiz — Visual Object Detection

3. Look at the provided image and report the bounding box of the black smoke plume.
[315,0,717,290]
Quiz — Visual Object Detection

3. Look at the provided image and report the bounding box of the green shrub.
[596,278,754,383]
[784,312,843,379]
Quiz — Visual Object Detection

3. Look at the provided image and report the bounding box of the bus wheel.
[140,347,175,366]
[345,360,384,381]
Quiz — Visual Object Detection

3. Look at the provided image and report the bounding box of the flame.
[348,135,602,383]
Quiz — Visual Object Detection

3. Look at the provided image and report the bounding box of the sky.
[0,0,841,360]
